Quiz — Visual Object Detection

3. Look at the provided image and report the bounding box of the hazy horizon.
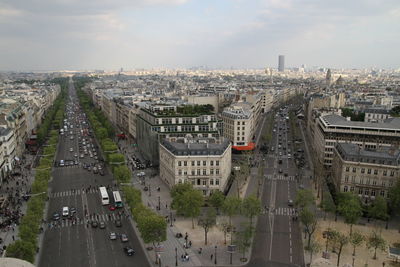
[1,0,399,71]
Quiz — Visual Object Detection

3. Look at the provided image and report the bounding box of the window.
[203,169,207,175]
[383,170,387,176]
[361,168,365,174]
[242,122,245,125]
[197,169,201,175]
[359,178,364,185]
[364,189,369,196]
[371,190,376,197]
[367,169,371,174]
[202,180,207,186]
[358,188,363,195]
[216,169,220,175]
[372,180,377,186]
[345,167,350,172]
[197,179,201,185]
[191,170,195,175]
[382,181,386,187]
[350,186,354,192]
[237,127,240,130]
[216,160,220,166]
[178,161,182,167]
[344,176,349,182]
[343,186,348,192]
[352,167,356,173]
[210,161,214,166]
[203,161,206,166]
[215,179,220,185]
[184,161,187,166]
[389,180,394,187]
[197,161,201,166]
[380,190,385,197]
[242,127,245,130]
[191,161,195,166]
[390,171,395,176]
[210,169,214,175]
[374,169,378,175]
[237,121,240,125]
[178,170,182,176]
[210,179,214,185]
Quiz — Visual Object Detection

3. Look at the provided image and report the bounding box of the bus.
[112,191,123,208]
[99,187,109,205]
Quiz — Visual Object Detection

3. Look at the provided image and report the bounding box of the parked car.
[110,232,117,240]
[124,246,135,256]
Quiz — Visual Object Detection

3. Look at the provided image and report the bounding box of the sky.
[0,0,399,71]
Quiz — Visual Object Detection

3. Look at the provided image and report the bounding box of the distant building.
[278,55,285,72]
[159,137,231,196]
[332,143,400,201]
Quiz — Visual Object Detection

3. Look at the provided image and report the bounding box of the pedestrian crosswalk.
[273,207,297,216]
[47,213,123,229]
[50,187,99,198]
[265,174,296,181]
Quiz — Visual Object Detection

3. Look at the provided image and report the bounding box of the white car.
[62,207,69,217]
[69,148,73,152]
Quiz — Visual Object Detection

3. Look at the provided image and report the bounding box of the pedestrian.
[210,254,213,260]
[165,203,168,209]
[12,235,14,241]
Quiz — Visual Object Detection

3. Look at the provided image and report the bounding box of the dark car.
[124,246,135,256]
[91,221,98,228]
[115,220,122,227]
[53,212,60,221]
[70,207,76,216]
[99,169,105,176]
[120,234,128,242]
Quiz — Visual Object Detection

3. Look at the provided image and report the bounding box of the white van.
[62,207,69,217]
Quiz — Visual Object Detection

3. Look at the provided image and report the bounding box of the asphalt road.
[248,108,304,267]
[38,79,149,267]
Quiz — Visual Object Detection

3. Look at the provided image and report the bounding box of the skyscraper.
[278,55,285,72]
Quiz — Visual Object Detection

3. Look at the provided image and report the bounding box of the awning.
[232,142,255,151]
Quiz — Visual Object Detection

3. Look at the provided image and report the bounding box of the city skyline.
[0,0,399,71]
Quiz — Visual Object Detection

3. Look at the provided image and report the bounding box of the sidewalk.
[118,139,253,266]
[0,153,36,254]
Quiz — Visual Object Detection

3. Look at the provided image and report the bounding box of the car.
[284,173,288,177]
[70,136,74,140]
[93,167,98,174]
[99,221,106,229]
[99,170,105,176]
[74,160,78,165]
[70,207,76,215]
[53,212,60,221]
[69,148,73,152]
[115,220,122,227]
[59,160,65,167]
[62,207,69,217]
[120,234,128,242]
[288,200,294,207]
[87,166,91,171]
[109,205,116,211]
[110,232,117,240]
[91,221,98,228]
[74,153,78,157]
[124,246,135,256]
[278,169,283,173]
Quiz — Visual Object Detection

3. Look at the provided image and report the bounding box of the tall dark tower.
[278,55,285,72]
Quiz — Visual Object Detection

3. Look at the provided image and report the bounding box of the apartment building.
[332,143,399,201]
[0,127,16,176]
[159,137,231,196]
[314,114,400,167]
[364,108,392,123]
[137,102,222,165]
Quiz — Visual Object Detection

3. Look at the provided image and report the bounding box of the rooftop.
[336,143,400,166]
[321,114,400,130]
[161,137,231,156]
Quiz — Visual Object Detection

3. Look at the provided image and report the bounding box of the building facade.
[332,143,399,201]
[159,137,231,196]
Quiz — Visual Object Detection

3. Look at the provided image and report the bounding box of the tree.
[198,208,217,245]
[300,207,318,247]
[108,153,125,165]
[320,194,336,220]
[367,196,388,221]
[306,239,321,265]
[323,228,337,252]
[235,223,253,260]
[333,232,349,267]
[6,240,35,263]
[170,183,193,212]
[179,190,204,229]
[95,127,108,140]
[337,192,362,235]
[367,231,386,260]
[113,165,131,183]
[295,189,315,209]
[222,196,242,233]
[350,231,365,256]
[219,220,230,245]
[241,194,262,226]
[209,190,225,214]
[389,179,400,216]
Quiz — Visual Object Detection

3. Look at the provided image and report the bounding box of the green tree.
[222,196,242,232]
[95,127,108,140]
[333,232,349,267]
[235,223,253,260]
[113,165,131,183]
[390,105,400,117]
[208,190,225,214]
[198,208,217,245]
[170,183,193,212]
[320,194,336,220]
[6,240,36,263]
[368,196,388,221]
[108,153,125,165]
[295,189,315,209]
[306,239,321,265]
[300,207,318,247]
[137,214,167,244]
[323,228,337,252]
[241,194,262,226]
[173,189,204,229]
[337,192,362,235]
[367,231,386,259]
[389,179,400,216]
[350,231,365,256]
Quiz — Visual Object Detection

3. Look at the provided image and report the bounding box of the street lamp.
[175,247,178,266]
[214,245,217,265]
[170,211,173,227]
[158,196,161,211]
